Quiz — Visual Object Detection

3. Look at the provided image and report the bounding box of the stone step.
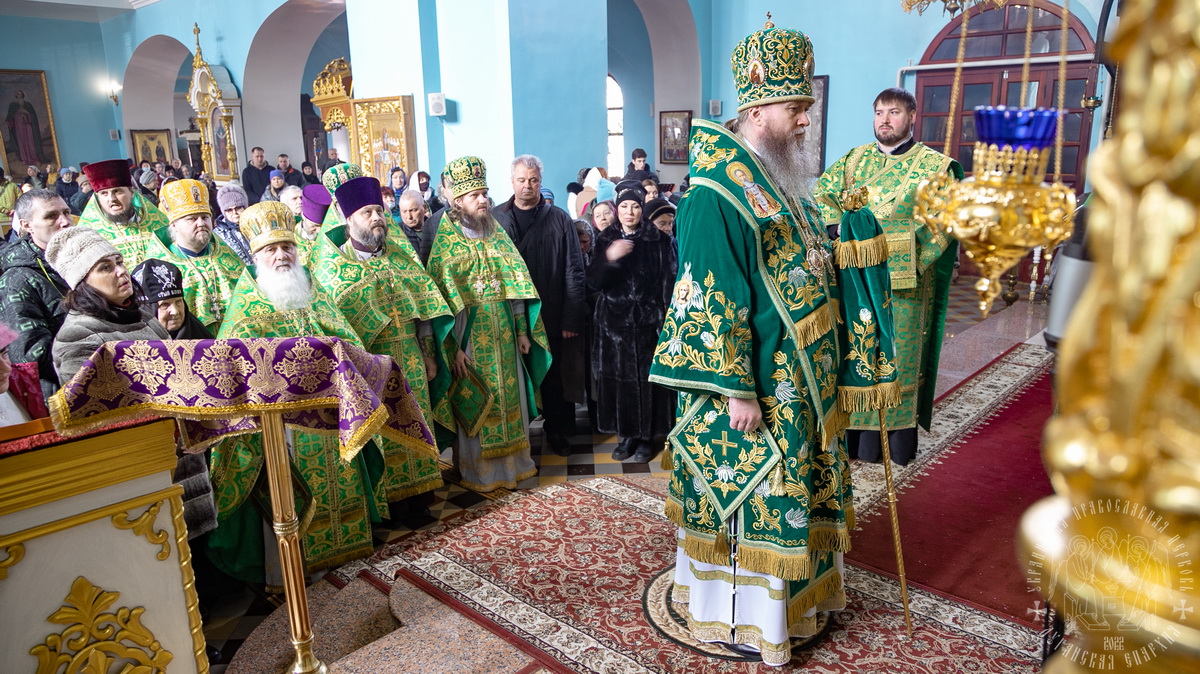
[226,576,398,673]
[328,574,540,673]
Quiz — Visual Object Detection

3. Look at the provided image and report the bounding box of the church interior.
[1,0,1196,672]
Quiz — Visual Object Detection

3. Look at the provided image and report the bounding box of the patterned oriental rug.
[304,344,1049,673]
[846,349,1055,629]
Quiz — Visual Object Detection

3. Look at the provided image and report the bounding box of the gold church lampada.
[914,106,1076,317]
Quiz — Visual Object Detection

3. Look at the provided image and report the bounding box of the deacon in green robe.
[649,21,876,666]
[815,87,963,466]
[147,179,244,333]
[426,156,551,493]
[311,175,450,503]
[79,159,170,267]
[206,201,385,583]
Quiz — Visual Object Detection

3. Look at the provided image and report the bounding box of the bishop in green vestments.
[206,201,387,583]
[649,21,896,666]
[78,159,169,267]
[426,156,551,493]
[815,87,962,465]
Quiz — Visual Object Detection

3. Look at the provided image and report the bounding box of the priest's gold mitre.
[446,156,488,198]
[732,14,816,111]
[239,201,296,254]
[160,179,211,222]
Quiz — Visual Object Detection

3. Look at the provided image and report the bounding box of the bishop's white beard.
[257,263,313,311]
[754,130,819,202]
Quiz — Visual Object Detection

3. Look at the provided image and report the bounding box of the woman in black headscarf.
[130,258,214,340]
[587,186,677,463]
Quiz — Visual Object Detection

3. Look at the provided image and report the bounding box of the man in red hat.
[77,158,169,267]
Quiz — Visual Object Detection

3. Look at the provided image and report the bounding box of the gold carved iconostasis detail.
[186,24,243,183]
[311,58,418,179]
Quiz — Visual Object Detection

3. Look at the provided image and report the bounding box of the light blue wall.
[687,0,714,119]
[607,0,654,171]
[302,12,349,102]
[417,0,446,176]
[0,16,121,167]
[510,0,607,200]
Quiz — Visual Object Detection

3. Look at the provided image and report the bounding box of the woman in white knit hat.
[46,226,169,384]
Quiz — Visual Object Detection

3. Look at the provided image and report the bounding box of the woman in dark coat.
[588,186,677,463]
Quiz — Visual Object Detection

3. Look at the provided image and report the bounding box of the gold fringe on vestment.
[737,544,816,580]
[664,495,685,526]
[808,527,853,553]
[785,569,846,626]
[835,234,889,269]
[837,381,902,413]
[822,406,849,447]
[677,529,733,568]
[381,474,444,501]
[792,303,834,349]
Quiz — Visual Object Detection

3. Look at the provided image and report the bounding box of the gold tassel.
[792,303,834,348]
[713,523,731,559]
[660,446,674,471]
[835,234,889,268]
[769,462,786,496]
[838,381,902,413]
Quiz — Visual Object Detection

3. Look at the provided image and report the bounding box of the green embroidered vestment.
[310,225,450,500]
[206,268,385,580]
[77,192,170,269]
[145,227,245,333]
[650,120,854,586]
[815,141,963,430]
[425,214,551,460]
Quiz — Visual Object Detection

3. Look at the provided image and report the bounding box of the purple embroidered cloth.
[48,337,434,460]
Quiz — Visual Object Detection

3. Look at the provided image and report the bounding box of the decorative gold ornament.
[111,500,171,561]
[901,0,1005,15]
[312,58,353,133]
[30,576,173,673]
[1017,0,1200,671]
[0,543,25,580]
[915,140,1075,316]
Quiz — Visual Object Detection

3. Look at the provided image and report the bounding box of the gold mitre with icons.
[159,178,211,221]
[239,201,296,254]
[732,13,815,112]
[446,156,488,198]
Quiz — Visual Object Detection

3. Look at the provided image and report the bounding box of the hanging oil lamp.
[914,106,1076,316]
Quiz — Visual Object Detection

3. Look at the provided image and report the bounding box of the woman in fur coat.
[588,186,677,463]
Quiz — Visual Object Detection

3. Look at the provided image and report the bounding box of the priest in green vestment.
[78,159,169,267]
[814,87,963,466]
[649,20,898,665]
[310,175,449,504]
[206,201,386,583]
[426,156,551,493]
[145,179,244,333]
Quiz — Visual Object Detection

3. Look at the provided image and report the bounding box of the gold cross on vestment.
[712,431,739,454]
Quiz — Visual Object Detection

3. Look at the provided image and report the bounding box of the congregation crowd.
[0,15,967,663]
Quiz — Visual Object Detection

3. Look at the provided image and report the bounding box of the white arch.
[241,0,346,166]
[631,0,701,181]
[122,35,192,158]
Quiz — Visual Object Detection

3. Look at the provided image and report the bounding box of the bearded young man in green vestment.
[145,179,244,334]
[206,201,387,583]
[310,175,450,509]
[814,87,963,466]
[78,159,169,267]
[426,156,551,493]
[649,19,893,666]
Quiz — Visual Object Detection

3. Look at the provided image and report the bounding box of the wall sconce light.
[104,80,121,106]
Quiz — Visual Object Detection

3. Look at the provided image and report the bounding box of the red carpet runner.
[846,368,1054,629]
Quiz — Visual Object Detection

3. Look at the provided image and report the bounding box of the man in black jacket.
[0,190,72,401]
[493,155,587,456]
[242,147,273,205]
[276,153,306,188]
